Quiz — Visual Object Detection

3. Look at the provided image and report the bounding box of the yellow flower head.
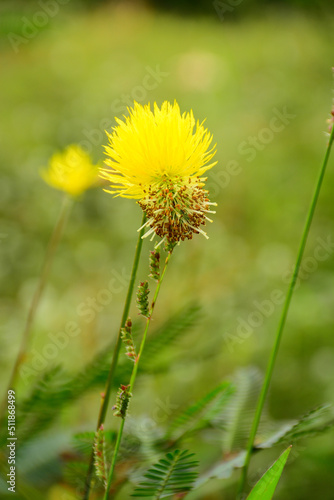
[100,101,217,242]
[41,145,99,197]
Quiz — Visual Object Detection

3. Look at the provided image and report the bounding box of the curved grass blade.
[246,446,292,500]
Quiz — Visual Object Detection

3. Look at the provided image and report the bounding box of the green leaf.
[166,381,234,440]
[257,404,334,449]
[132,449,199,499]
[0,305,201,453]
[140,303,202,373]
[221,367,264,453]
[246,446,292,500]
[65,430,117,490]
[72,303,202,389]
[71,431,96,455]
[64,461,90,488]
[195,451,246,488]
[0,366,70,446]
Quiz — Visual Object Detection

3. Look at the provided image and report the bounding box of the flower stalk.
[2,144,100,419]
[237,120,334,498]
[87,100,216,499]
[83,212,146,500]
[103,245,175,500]
[1,194,72,418]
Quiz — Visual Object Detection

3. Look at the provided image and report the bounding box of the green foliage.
[0,366,69,446]
[194,403,334,492]
[0,469,46,500]
[65,430,116,492]
[0,304,201,451]
[72,303,202,390]
[0,430,70,497]
[166,381,234,441]
[72,430,116,456]
[69,341,118,394]
[0,303,203,492]
[65,461,90,489]
[276,405,334,444]
[195,451,246,488]
[127,417,163,464]
[221,367,264,453]
[246,446,292,500]
[140,303,202,372]
[258,405,334,449]
[0,4,334,499]
[4,351,333,500]
[72,431,97,456]
[132,449,199,499]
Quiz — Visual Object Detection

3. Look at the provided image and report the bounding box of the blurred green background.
[0,0,334,498]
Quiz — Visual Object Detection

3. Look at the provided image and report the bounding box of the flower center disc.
[138,176,211,242]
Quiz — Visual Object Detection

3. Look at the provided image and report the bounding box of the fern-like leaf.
[127,416,164,464]
[1,366,69,446]
[64,460,90,488]
[132,449,199,499]
[166,382,234,441]
[195,451,246,488]
[140,303,202,372]
[71,431,96,456]
[220,367,263,453]
[65,430,117,492]
[257,404,334,449]
[72,303,201,388]
[0,305,201,453]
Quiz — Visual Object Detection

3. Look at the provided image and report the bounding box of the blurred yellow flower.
[101,101,217,242]
[41,145,99,197]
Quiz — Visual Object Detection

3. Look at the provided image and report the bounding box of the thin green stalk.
[103,246,174,500]
[1,194,72,416]
[237,125,334,499]
[83,212,146,500]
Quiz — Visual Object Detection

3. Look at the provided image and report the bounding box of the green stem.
[1,195,72,417]
[83,212,146,500]
[103,246,174,500]
[237,125,334,499]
